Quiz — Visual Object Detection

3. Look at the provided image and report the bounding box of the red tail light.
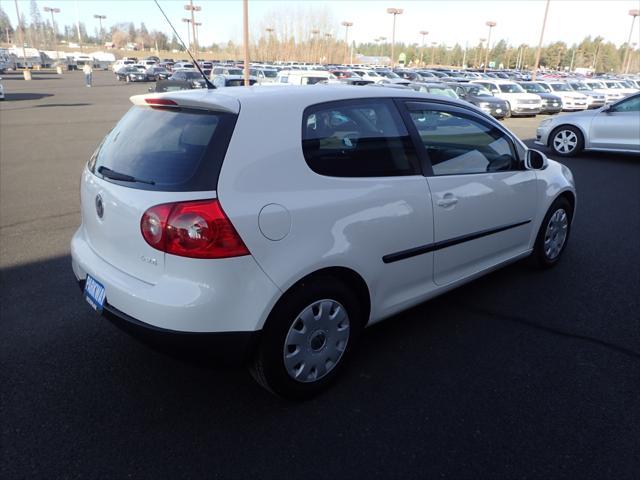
[141,199,249,259]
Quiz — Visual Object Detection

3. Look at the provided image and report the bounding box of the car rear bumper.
[77,278,259,364]
[71,225,281,334]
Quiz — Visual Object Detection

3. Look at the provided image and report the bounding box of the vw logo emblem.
[95,194,104,219]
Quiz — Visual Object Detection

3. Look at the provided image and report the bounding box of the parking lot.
[1,70,639,479]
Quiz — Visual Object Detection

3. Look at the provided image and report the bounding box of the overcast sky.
[6,0,640,47]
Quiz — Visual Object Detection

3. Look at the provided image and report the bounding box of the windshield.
[302,77,328,85]
[380,71,400,78]
[521,83,545,93]
[90,107,236,192]
[498,83,525,93]
[587,81,604,89]
[569,82,590,91]
[605,82,621,89]
[550,83,572,92]
[227,68,243,75]
[184,72,203,80]
[263,70,277,78]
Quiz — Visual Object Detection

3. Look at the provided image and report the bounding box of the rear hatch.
[82,98,238,283]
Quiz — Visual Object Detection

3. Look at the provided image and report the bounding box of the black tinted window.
[302,99,418,177]
[407,107,517,176]
[90,106,236,191]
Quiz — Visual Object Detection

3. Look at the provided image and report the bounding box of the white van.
[112,59,135,72]
[275,70,336,85]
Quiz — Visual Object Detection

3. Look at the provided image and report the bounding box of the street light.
[419,30,428,66]
[93,14,106,46]
[531,0,551,80]
[43,6,60,65]
[483,20,496,72]
[378,36,387,57]
[474,38,486,67]
[341,21,353,65]
[182,18,192,51]
[623,9,639,73]
[387,8,403,67]
[184,0,201,55]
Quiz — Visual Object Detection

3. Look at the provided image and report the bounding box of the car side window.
[407,107,518,176]
[302,99,418,177]
[611,96,640,112]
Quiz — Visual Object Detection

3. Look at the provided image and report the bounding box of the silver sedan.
[535,93,640,156]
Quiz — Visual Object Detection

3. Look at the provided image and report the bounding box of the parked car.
[249,68,278,83]
[350,69,387,84]
[581,80,625,103]
[470,80,542,116]
[115,66,150,82]
[536,93,640,156]
[210,66,243,77]
[601,80,639,97]
[169,69,207,88]
[448,82,510,118]
[72,86,576,398]
[534,81,588,111]
[373,69,412,85]
[148,79,194,93]
[275,70,335,85]
[211,74,258,87]
[145,66,171,81]
[563,81,606,109]
[111,59,135,72]
[409,82,459,99]
[518,82,563,114]
[0,78,4,100]
[172,62,195,71]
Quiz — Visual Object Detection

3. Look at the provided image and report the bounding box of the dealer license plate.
[84,275,106,312]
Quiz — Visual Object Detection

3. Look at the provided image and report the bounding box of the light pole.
[194,21,202,50]
[242,0,249,85]
[182,18,192,51]
[341,21,353,65]
[419,30,428,66]
[311,29,320,63]
[43,6,60,65]
[14,0,30,79]
[93,14,106,46]
[265,27,274,62]
[184,1,201,56]
[387,8,403,68]
[323,32,332,64]
[430,41,437,66]
[628,42,638,73]
[475,38,486,67]
[378,36,386,57]
[623,9,639,73]
[483,21,496,72]
[531,0,551,80]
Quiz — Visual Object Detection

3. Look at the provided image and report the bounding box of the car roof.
[131,84,471,115]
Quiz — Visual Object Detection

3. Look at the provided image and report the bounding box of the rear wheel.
[532,197,573,268]
[550,125,583,157]
[250,276,363,399]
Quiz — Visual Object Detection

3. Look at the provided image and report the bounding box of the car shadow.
[3,92,55,101]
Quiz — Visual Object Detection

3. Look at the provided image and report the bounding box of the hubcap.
[553,130,578,153]
[544,208,568,260]
[283,299,350,383]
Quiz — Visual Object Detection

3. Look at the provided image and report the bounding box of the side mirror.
[602,104,612,113]
[525,149,548,170]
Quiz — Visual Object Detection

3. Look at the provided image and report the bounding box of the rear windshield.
[89,106,236,191]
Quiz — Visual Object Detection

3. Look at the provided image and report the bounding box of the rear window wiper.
[98,166,155,185]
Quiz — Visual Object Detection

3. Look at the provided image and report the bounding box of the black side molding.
[383,220,531,264]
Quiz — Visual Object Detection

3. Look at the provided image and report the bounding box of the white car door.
[589,95,640,151]
[402,101,538,286]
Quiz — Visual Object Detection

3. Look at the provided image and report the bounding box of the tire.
[532,197,573,268]
[249,276,363,400]
[550,125,583,157]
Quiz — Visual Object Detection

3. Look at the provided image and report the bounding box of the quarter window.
[407,108,518,176]
[302,99,418,177]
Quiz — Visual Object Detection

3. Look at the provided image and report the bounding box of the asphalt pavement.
[1,71,639,479]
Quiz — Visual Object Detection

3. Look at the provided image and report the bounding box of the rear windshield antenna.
[153,0,215,90]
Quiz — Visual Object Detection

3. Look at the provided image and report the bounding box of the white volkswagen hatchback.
[72,86,576,398]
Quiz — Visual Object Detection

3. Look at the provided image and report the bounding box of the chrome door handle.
[437,197,458,208]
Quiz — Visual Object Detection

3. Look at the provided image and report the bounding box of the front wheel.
[250,276,363,399]
[550,125,583,157]
[532,197,573,268]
